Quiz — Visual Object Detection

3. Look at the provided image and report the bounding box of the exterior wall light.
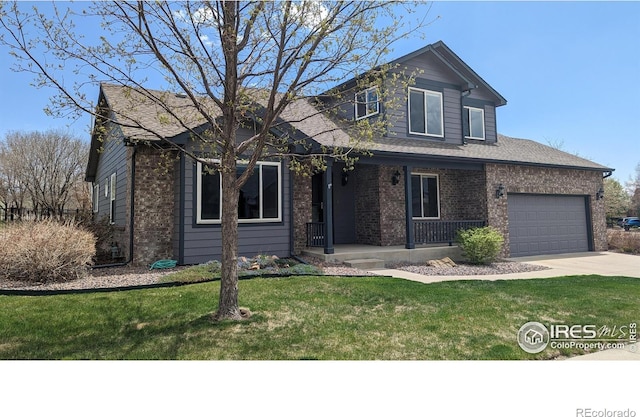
[391,170,401,185]
[341,171,349,186]
[596,186,604,200]
[495,183,505,199]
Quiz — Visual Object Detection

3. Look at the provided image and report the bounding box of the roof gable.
[388,41,507,106]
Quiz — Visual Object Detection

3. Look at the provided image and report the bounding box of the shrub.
[0,221,96,283]
[607,229,640,254]
[456,226,504,265]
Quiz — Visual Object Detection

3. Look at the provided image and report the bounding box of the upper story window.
[197,160,282,224]
[464,106,485,140]
[355,87,379,120]
[408,87,443,137]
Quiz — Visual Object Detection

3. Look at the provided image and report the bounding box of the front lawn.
[0,275,638,359]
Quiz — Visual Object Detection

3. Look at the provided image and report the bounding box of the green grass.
[0,275,638,359]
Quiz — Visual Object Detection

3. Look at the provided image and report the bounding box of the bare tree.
[0,1,432,320]
[0,140,28,216]
[1,130,89,219]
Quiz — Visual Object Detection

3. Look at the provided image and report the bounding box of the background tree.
[0,140,28,216]
[626,163,640,217]
[603,178,630,223]
[1,130,89,219]
[0,1,432,320]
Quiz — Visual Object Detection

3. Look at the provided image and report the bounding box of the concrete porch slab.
[302,244,463,264]
[344,258,386,270]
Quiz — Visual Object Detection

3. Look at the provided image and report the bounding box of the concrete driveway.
[371,251,640,284]
[510,251,640,278]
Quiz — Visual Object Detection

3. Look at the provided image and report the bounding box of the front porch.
[292,159,491,260]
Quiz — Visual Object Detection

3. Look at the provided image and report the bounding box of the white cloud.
[289,1,329,29]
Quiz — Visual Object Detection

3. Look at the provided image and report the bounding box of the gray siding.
[92,121,127,226]
[385,52,499,146]
[484,105,497,143]
[396,51,460,84]
[178,126,291,264]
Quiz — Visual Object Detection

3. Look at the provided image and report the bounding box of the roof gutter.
[366,149,615,173]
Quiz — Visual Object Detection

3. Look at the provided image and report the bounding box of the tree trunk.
[213,154,243,321]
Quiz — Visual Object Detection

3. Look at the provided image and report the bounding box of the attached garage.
[507,194,591,257]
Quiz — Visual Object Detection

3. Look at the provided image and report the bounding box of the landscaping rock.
[427,257,457,268]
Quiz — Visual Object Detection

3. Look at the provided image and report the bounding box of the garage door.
[508,194,590,257]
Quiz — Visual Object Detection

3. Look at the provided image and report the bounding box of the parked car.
[624,218,640,231]
[619,217,639,228]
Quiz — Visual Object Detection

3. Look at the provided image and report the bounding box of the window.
[109,173,116,224]
[464,106,485,140]
[408,87,443,137]
[411,174,440,219]
[355,87,379,120]
[197,161,282,224]
[92,183,99,213]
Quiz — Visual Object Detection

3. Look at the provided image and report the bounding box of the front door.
[332,165,356,244]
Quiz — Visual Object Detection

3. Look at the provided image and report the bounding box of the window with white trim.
[355,87,379,120]
[408,87,444,137]
[93,183,99,213]
[197,161,282,224]
[464,106,485,140]
[411,173,440,219]
[109,173,116,224]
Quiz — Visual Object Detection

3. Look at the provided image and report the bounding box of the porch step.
[344,258,386,270]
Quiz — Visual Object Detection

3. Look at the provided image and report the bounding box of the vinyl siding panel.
[179,126,291,265]
[92,121,127,226]
[443,88,462,143]
[396,51,460,85]
[484,105,497,143]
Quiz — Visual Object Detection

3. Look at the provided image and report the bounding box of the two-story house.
[86,41,612,266]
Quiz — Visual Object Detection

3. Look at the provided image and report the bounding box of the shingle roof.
[94,84,613,173]
[100,83,215,141]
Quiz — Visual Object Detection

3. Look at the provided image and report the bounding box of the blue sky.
[1,1,639,184]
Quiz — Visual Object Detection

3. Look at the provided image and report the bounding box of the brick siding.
[485,163,607,257]
[127,146,176,266]
[292,170,312,255]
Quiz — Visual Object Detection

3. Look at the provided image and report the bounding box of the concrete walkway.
[367,251,640,360]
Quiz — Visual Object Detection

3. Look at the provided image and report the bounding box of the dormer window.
[408,87,444,137]
[355,87,379,120]
[463,106,485,140]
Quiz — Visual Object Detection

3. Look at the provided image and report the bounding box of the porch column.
[404,165,415,249]
[323,159,334,254]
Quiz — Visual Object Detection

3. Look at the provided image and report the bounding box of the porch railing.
[414,220,486,246]
[306,222,325,247]
[306,220,486,248]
